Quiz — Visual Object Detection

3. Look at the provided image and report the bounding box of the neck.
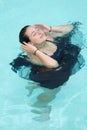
[35,41,47,49]
[35,38,55,49]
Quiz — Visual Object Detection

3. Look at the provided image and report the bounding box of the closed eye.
[31,31,36,37]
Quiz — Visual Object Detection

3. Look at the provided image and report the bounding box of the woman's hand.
[35,24,51,32]
[21,42,37,54]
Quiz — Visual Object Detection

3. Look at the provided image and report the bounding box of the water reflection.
[26,82,61,121]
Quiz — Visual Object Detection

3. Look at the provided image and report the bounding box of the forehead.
[25,26,35,36]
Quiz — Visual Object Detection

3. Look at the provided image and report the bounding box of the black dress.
[10,22,85,89]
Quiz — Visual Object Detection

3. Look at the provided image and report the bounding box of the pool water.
[0,0,87,130]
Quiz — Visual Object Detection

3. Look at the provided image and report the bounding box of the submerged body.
[10,22,85,89]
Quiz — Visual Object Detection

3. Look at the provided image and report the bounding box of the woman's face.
[25,26,47,45]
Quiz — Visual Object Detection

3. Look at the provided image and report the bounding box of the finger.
[21,46,26,51]
[21,45,28,50]
[21,46,25,51]
[35,24,44,28]
[21,46,28,51]
[35,24,42,26]
[23,42,28,46]
[22,42,30,46]
[22,49,26,52]
[21,44,26,48]
[22,41,27,44]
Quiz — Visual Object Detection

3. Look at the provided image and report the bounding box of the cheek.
[31,37,40,43]
[31,34,47,43]
[42,35,47,40]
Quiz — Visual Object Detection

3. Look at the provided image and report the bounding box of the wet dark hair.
[10,25,31,72]
[19,25,31,44]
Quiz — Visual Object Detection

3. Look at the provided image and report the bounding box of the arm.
[21,43,59,68]
[50,25,74,37]
[35,24,74,37]
[31,49,59,68]
[50,25,74,33]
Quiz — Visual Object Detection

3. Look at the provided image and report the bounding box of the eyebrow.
[31,31,35,36]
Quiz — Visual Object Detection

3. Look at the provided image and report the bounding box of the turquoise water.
[0,0,87,130]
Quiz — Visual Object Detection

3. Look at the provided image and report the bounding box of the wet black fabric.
[29,41,81,89]
[29,54,78,89]
[10,54,32,73]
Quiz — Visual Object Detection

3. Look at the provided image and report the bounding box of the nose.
[37,30,42,35]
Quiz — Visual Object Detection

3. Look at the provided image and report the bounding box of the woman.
[10,22,85,89]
